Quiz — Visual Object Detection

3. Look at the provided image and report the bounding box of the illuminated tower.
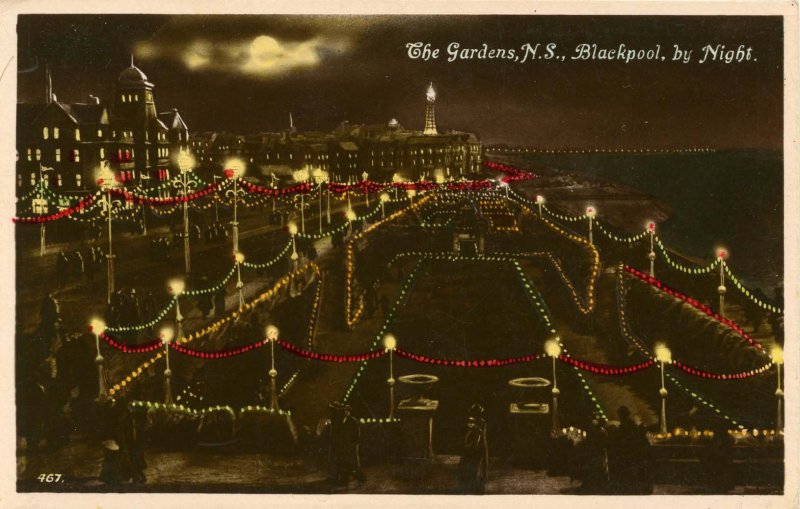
[423,82,437,135]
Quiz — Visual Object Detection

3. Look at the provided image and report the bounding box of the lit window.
[134,94,139,102]
[35,149,41,161]
[76,174,82,187]
[54,127,60,139]
[122,94,126,102]
[27,148,32,161]
[30,173,36,185]
[97,129,103,138]
[100,148,105,159]
[17,174,22,187]
[43,127,49,139]
[74,149,80,162]
[55,148,61,162]
[56,174,62,187]
[75,128,81,141]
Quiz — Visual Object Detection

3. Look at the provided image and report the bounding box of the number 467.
[37,473,62,482]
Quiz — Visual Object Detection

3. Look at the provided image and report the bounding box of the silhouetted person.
[577,414,609,493]
[38,292,60,361]
[703,423,734,493]
[197,277,213,318]
[459,403,489,493]
[609,406,652,494]
[327,402,364,487]
[214,287,227,317]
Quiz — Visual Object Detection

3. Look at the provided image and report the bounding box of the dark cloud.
[17,15,782,149]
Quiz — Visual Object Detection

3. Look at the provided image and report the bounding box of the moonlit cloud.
[136,32,352,79]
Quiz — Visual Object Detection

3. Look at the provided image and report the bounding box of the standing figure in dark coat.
[197,277,213,318]
[38,293,60,361]
[327,402,365,487]
[609,406,653,494]
[577,414,610,493]
[459,403,489,493]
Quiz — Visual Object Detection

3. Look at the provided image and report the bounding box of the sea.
[513,149,783,295]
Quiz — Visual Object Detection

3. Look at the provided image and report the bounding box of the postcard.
[1,2,797,508]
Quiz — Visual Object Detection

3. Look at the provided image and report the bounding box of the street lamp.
[654,343,672,434]
[647,221,656,277]
[545,337,562,434]
[392,173,402,200]
[346,208,357,237]
[535,195,545,218]
[235,252,245,311]
[212,175,222,223]
[498,178,509,199]
[771,345,783,432]
[266,325,280,410]
[168,278,185,342]
[34,164,54,256]
[97,164,122,304]
[379,193,390,219]
[224,158,246,256]
[312,169,327,233]
[139,172,151,235]
[175,151,197,274]
[160,326,175,404]
[383,334,397,418]
[586,206,597,245]
[716,248,728,317]
[362,171,370,206]
[407,189,416,204]
[89,318,107,399]
[288,222,299,269]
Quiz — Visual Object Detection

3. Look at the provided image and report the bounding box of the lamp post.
[168,278,185,341]
[224,158,246,256]
[160,326,175,404]
[647,221,656,277]
[586,206,596,245]
[288,222,299,270]
[89,318,107,399]
[535,195,545,218]
[212,175,222,223]
[392,173,402,200]
[717,248,728,318]
[312,169,327,233]
[139,173,150,235]
[654,343,672,435]
[379,193,390,219]
[407,189,416,204]
[771,345,783,432]
[266,325,280,410]
[383,334,397,418]
[35,164,54,256]
[362,171,370,207]
[346,208,357,237]
[235,252,245,311]
[98,164,121,304]
[175,151,197,274]
[545,338,562,434]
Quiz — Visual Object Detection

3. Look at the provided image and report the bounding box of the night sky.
[17,15,783,149]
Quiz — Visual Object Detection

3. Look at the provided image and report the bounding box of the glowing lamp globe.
[379,193,390,203]
[771,345,784,365]
[647,221,656,232]
[407,190,417,198]
[383,334,397,351]
[392,173,403,183]
[168,279,185,295]
[224,158,246,179]
[287,222,298,235]
[266,325,280,341]
[544,338,562,358]
[535,195,545,205]
[346,209,357,221]
[160,326,175,344]
[586,206,596,218]
[234,252,245,264]
[717,248,728,260]
[654,343,672,364]
[89,318,106,335]
[178,151,195,173]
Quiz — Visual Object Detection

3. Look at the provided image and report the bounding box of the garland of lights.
[107,263,320,396]
[12,194,96,223]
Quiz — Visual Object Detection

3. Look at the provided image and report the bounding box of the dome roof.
[118,64,150,86]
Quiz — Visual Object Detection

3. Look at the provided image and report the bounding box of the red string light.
[622,265,765,351]
[111,183,221,205]
[394,348,541,367]
[241,181,314,196]
[100,332,162,353]
[558,354,654,375]
[12,194,96,224]
[277,340,385,362]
